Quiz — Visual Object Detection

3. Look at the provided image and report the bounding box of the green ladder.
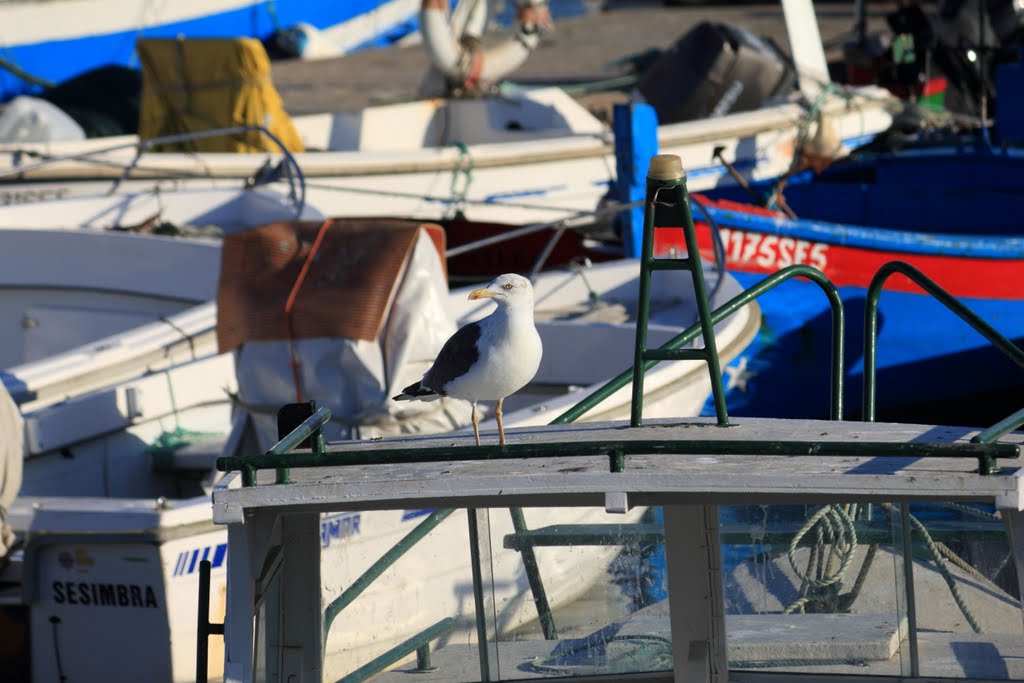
[630,153,730,429]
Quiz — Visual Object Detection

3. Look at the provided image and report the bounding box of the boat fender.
[420,0,552,93]
[799,112,847,172]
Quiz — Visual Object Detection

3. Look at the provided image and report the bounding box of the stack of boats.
[0,0,1022,681]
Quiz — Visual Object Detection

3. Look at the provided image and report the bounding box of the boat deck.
[213,417,1024,520]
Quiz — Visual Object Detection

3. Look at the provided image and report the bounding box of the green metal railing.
[631,154,729,430]
[863,261,1024,469]
[218,436,1017,479]
[859,259,1024,677]
[336,618,454,683]
[238,405,329,486]
[552,263,847,425]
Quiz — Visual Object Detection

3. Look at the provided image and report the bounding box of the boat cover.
[218,218,473,448]
[136,38,304,153]
[0,384,22,557]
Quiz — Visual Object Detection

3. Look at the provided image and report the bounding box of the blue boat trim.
[0,0,419,101]
[173,542,228,576]
[705,205,1024,258]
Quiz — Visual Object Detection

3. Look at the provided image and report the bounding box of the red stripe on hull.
[652,223,1024,300]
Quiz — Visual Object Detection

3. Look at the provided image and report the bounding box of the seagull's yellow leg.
[472,402,481,446]
[497,398,505,446]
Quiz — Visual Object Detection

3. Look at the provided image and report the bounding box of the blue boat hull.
[690,145,1024,424]
[715,273,1024,423]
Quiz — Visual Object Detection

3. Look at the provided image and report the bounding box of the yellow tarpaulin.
[137,37,304,153]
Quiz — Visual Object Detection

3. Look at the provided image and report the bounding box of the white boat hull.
[0,88,895,228]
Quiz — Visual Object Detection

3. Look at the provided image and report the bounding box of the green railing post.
[237,405,330,487]
[510,507,558,640]
[415,642,438,672]
[275,401,325,484]
[631,154,729,428]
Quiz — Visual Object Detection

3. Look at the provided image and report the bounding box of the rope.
[880,502,984,633]
[934,541,1006,593]
[937,501,1001,522]
[689,197,727,301]
[284,218,335,402]
[264,0,283,31]
[301,177,595,215]
[770,500,995,635]
[0,53,55,89]
[837,542,878,612]
[783,504,858,614]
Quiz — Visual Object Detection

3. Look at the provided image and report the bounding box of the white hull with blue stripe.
[0,0,421,101]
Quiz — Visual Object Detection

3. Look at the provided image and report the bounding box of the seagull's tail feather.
[392,381,441,402]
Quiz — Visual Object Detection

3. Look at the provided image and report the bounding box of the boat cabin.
[211,415,1024,682]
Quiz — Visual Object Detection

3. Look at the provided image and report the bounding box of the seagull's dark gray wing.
[423,321,482,395]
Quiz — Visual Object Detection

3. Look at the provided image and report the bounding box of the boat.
[210,415,1024,682]
[686,119,1024,424]
[0,0,898,228]
[207,154,1024,682]
[0,0,426,104]
[0,208,761,680]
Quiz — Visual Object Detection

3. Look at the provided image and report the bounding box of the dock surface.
[271,1,900,115]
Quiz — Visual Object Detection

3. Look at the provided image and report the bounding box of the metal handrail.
[239,405,330,486]
[335,617,454,683]
[974,406,1024,445]
[218,436,1018,478]
[551,263,847,425]
[863,261,1024,436]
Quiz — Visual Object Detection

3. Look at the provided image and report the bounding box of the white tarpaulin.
[234,229,473,450]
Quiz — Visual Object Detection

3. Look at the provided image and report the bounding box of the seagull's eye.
[503,283,513,290]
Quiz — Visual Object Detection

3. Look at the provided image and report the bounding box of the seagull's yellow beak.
[468,288,493,300]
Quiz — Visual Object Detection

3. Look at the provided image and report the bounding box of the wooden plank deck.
[270,0,900,116]
[212,417,1024,522]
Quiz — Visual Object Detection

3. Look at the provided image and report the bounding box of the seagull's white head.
[468,273,534,307]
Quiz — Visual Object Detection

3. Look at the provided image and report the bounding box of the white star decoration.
[724,356,757,393]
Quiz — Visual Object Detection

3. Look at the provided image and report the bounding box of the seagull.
[393,273,543,446]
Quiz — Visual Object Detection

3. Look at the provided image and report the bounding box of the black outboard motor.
[634,22,797,125]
